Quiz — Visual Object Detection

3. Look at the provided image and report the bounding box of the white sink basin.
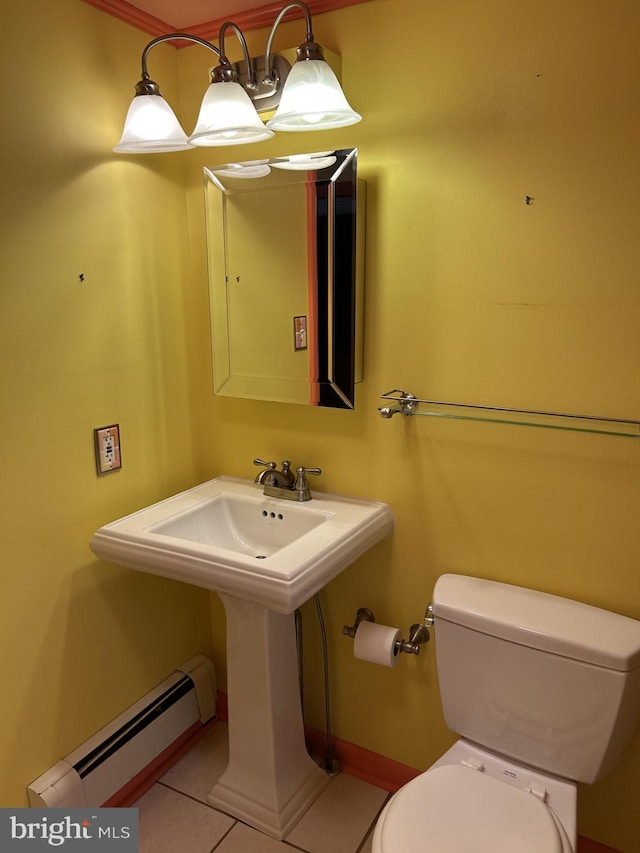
[90,476,394,613]
[150,492,327,557]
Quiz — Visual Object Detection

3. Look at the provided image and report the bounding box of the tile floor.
[134,723,389,852]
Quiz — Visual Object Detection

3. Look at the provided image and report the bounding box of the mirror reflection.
[204,148,363,409]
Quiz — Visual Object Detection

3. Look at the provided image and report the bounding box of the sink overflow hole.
[255,555,267,559]
[261,511,284,520]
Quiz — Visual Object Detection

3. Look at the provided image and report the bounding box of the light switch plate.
[94,424,122,475]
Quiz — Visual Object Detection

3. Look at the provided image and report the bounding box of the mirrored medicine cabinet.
[204,148,364,409]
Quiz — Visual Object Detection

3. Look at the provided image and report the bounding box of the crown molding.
[81,0,370,40]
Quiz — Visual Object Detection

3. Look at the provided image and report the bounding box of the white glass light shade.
[266,60,362,131]
[272,152,337,171]
[189,81,274,146]
[212,161,272,179]
[114,94,193,153]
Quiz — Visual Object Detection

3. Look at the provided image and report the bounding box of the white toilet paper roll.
[353,621,401,667]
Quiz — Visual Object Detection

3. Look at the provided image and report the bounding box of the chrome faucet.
[253,458,321,502]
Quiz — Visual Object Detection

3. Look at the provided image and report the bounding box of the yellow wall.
[2,0,640,851]
[0,0,213,807]
[178,2,640,851]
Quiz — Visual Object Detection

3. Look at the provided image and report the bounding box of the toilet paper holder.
[342,605,433,655]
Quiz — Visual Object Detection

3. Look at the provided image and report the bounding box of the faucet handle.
[253,458,278,486]
[296,466,321,477]
[294,466,321,501]
[253,458,277,470]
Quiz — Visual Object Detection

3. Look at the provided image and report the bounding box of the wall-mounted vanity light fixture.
[114,1,361,154]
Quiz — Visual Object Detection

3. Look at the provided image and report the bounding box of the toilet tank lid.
[433,574,640,672]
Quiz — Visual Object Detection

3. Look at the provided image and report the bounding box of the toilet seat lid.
[377,765,564,853]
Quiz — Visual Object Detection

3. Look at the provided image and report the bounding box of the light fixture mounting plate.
[230,54,292,112]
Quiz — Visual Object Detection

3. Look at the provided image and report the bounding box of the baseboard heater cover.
[27,654,216,808]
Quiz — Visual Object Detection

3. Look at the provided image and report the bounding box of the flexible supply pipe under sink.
[295,595,338,774]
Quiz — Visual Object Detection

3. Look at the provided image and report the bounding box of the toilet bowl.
[373,740,575,853]
[372,574,640,853]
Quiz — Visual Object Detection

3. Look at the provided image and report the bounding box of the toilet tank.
[432,574,640,784]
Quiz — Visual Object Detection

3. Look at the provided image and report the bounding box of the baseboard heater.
[27,654,216,808]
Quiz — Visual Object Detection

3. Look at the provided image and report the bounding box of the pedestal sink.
[90,476,394,838]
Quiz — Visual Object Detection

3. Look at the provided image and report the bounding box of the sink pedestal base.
[207,594,329,840]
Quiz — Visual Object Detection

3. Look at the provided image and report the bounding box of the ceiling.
[82,0,368,39]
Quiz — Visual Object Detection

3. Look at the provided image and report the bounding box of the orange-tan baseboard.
[107,691,620,853]
[304,725,420,793]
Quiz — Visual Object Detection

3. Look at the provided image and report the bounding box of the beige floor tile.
[136,783,234,853]
[161,722,229,803]
[285,773,388,853]
[214,822,302,852]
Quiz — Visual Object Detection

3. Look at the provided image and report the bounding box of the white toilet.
[373,574,640,852]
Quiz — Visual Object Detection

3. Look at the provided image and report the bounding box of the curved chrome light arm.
[215,21,258,90]
[134,34,221,94]
[264,1,321,85]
